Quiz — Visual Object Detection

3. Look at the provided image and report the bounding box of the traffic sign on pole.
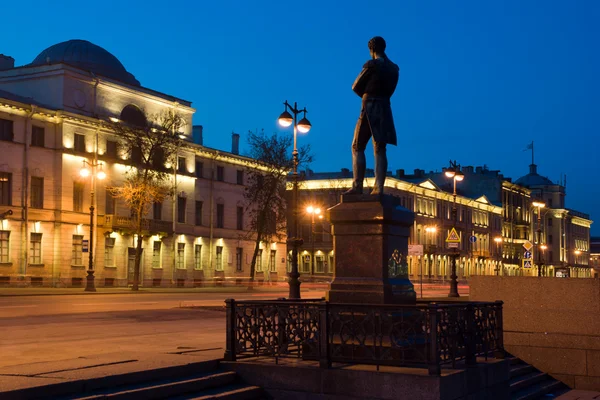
[446,228,461,243]
[523,241,533,251]
[523,259,532,268]
[469,236,477,243]
[524,251,532,259]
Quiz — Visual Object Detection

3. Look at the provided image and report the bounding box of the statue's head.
[368,36,386,58]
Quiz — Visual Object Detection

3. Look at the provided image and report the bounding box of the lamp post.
[278,100,311,299]
[540,244,548,277]
[532,201,545,277]
[306,206,322,276]
[494,236,502,275]
[444,163,464,298]
[80,159,106,292]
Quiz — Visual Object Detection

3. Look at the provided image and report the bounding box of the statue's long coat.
[352,57,399,146]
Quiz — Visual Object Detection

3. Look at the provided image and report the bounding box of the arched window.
[120,104,147,127]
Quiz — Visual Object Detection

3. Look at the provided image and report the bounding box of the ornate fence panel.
[224,299,504,375]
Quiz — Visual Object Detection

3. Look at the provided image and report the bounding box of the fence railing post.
[223,298,236,361]
[428,304,440,375]
[319,301,330,368]
[466,304,476,365]
[494,300,505,359]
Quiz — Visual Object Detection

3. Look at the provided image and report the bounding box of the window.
[153,202,162,220]
[236,247,243,271]
[74,133,86,152]
[548,235,553,244]
[72,235,83,265]
[176,243,185,269]
[152,241,161,268]
[548,198,553,208]
[0,172,11,205]
[0,118,14,141]
[31,126,45,147]
[0,231,9,263]
[194,244,202,270]
[195,161,203,178]
[302,254,311,273]
[216,246,224,271]
[177,196,186,223]
[237,206,244,230]
[105,237,115,266]
[30,177,44,209]
[105,190,115,214]
[237,170,244,185]
[195,201,203,226]
[217,166,224,181]
[256,249,263,272]
[73,182,84,212]
[548,218,553,227]
[316,255,324,273]
[178,157,187,173]
[217,204,224,228]
[269,250,276,272]
[30,233,42,264]
[106,140,118,158]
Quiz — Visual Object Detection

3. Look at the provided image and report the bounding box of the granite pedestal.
[326,194,416,304]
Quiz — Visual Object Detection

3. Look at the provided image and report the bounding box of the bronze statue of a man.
[345,36,399,195]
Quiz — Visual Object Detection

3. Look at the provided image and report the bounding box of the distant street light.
[278,100,311,299]
[445,162,464,298]
[306,206,322,275]
[494,236,502,275]
[532,201,545,277]
[80,159,106,292]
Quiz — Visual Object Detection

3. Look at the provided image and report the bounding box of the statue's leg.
[344,116,369,195]
[371,141,387,195]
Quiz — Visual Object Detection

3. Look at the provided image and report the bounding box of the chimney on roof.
[414,169,423,178]
[192,125,203,146]
[231,132,240,155]
[476,166,483,174]
[0,55,14,71]
[396,169,405,178]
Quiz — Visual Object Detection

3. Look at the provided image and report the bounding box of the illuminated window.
[269,250,276,272]
[236,247,243,271]
[194,244,202,270]
[216,246,224,271]
[152,241,161,268]
[0,231,9,263]
[30,233,42,264]
[176,243,185,269]
[255,249,263,272]
[72,235,83,265]
[105,237,115,267]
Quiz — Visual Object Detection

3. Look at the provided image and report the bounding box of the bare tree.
[107,111,184,290]
[242,129,312,283]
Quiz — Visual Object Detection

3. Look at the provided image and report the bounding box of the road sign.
[447,242,459,249]
[446,228,461,243]
[523,241,533,251]
[522,259,532,268]
[82,240,89,253]
[408,244,423,256]
[524,251,532,259]
[469,235,477,243]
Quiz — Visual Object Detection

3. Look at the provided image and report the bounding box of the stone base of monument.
[326,193,416,305]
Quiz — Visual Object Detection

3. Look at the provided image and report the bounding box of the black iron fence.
[224,299,504,375]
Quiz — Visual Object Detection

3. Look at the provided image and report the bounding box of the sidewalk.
[0,283,326,296]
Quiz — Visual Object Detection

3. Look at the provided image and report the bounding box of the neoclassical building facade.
[0,40,286,287]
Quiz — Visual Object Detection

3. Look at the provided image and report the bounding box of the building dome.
[29,39,140,86]
[515,164,554,187]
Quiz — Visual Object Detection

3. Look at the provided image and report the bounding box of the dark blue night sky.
[3,0,599,232]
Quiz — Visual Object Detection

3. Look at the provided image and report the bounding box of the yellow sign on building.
[446,228,461,243]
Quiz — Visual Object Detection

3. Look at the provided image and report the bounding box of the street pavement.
[0,282,472,396]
